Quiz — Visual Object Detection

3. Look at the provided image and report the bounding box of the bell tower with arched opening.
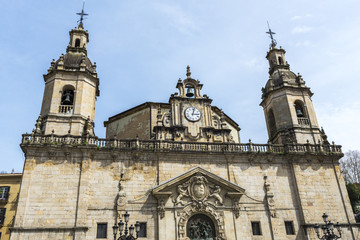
[260,27,323,145]
[37,13,99,136]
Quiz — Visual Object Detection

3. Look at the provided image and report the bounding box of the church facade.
[10,20,359,240]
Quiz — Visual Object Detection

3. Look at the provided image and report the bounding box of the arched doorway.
[186,214,216,240]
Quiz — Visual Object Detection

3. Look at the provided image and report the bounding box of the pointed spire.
[186,65,191,79]
[76,1,88,29]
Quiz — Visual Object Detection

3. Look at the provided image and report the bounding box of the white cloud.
[241,57,268,72]
[293,40,312,47]
[317,102,360,152]
[153,3,198,35]
[291,14,312,21]
[292,26,313,34]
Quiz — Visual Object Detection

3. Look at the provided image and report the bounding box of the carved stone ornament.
[34,115,43,134]
[116,182,127,214]
[162,113,171,127]
[152,167,245,222]
[264,176,276,218]
[177,204,226,240]
[175,173,223,206]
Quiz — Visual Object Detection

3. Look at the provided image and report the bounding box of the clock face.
[185,107,201,122]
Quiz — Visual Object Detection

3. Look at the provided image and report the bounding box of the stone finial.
[34,115,43,134]
[57,54,64,70]
[48,59,55,73]
[80,54,86,71]
[186,65,191,79]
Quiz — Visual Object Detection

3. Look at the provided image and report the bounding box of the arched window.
[294,100,309,125]
[185,84,195,98]
[294,101,305,117]
[278,56,283,65]
[268,109,276,137]
[187,214,215,240]
[61,86,75,106]
[75,38,81,47]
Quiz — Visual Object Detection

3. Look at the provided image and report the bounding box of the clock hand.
[192,108,195,115]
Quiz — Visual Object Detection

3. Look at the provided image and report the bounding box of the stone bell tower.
[260,27,324,145]
[37,12,99,136]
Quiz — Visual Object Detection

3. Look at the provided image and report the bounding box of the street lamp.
[313,213,342,239]
[113,211,141,240]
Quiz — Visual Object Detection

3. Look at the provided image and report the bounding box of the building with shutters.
[0,173,22,240]
[9,14,360,240]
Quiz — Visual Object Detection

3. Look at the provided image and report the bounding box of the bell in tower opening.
[186,85,195,97]
[61,90,74,105]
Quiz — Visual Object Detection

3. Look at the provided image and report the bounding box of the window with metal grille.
[251,221,262,235]
[138,222,147,237]
[96,223,107,238]
[0,187,10,201]
[0,208,6,225]
[285,221,295,235]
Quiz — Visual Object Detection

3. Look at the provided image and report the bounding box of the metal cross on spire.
[266,21,277,49]
[76,1,88,29]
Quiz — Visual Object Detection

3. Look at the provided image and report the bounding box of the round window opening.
[186,214,216,240]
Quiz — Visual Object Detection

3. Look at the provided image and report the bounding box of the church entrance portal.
[186,214,216,240]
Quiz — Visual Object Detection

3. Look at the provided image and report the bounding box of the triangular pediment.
[152,167,245,206]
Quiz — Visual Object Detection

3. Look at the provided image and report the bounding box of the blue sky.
[1,0,359,172]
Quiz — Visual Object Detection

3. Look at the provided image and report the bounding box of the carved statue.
[116,182,126,211]
[176,185,188,205]
[209,186,223,205]
[83,116,94,136]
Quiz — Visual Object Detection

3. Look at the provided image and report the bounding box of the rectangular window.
[0,208,6,225]
[285,221,295,235]
[0,187,10,201]
[96,223,107,238]
[138,222,147,237]
[251,221,262,235]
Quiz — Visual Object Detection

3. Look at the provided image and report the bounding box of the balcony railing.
[21,134,342,155]
[58,105,73,114]
[298,117,310,125]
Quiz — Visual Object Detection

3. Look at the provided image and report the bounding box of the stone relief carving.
[157,199,165,219]
[212,116,220,129]
[187,215,215,240]
[152,167,246,238]
[232,199,240,218]
[116,181,126,215]
[162,113,171,127]
[264,176,276,218]
[177,205,226,240]
[175,174,223,207]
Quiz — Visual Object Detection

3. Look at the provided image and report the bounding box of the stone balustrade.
[298,117,310,125]
[20,134,342,155]
[58,105,74,114]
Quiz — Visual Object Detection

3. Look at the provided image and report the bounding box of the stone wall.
[11,143,359,240]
